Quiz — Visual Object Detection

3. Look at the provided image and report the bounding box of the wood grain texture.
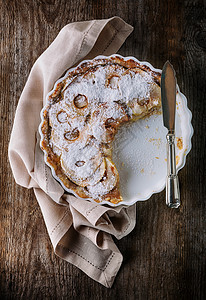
[1,0,206,299]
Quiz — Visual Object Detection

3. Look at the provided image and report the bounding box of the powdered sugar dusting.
[61,138,102,181]
[48,62,159,199]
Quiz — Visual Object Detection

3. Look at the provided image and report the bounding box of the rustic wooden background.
[1,0,206,299]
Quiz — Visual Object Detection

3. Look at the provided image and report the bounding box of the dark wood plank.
[1,0,206,299]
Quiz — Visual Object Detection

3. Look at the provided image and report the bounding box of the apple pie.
[40,55,161,204]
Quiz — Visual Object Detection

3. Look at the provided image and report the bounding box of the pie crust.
[40,55,161,204]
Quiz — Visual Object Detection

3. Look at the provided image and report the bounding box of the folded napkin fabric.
[8,16,136,288]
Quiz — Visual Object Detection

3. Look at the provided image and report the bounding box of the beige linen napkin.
[8,16,136,288]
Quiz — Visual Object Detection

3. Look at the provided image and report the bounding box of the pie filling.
[40,56,161,204]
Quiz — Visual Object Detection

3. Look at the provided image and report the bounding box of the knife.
[161,61,180,208]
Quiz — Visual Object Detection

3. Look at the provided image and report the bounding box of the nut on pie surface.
[40,55,161,204]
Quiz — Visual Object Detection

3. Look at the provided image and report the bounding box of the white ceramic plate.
[112,86,193,205]
[39,55,193,207]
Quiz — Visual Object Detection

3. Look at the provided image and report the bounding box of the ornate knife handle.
[166,133,180,208]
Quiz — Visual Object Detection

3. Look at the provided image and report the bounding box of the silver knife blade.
[161,61,177,132]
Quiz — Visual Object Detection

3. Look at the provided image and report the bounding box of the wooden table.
[1,0,206,299]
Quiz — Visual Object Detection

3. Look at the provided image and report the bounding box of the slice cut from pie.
[40,55,161,204]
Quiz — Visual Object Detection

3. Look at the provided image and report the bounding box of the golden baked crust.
[40,55,161,204]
